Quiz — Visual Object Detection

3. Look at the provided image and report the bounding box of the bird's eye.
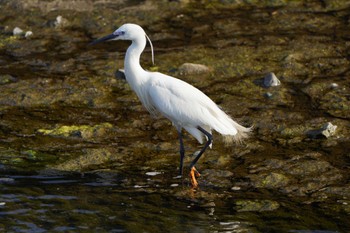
[114,30,125,36]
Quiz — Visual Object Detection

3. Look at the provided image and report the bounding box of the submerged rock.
[307,122,337,139]
[0,74,17,84]
[263,72,281,87]
[247,152,343,197]
[38,123,114,141]
[52,147,126,172]
[234,199,280,212]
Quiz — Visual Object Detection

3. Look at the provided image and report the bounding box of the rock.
[250,172,290,189]
[264,92,273,98]
[54,15,69,28]
[0,177,15,184]
[263,72,281,87]
[115,69,126,80]
[201,169,234,188]
[247,153,344,197]
[178,63,210,75]
[330,83,338,89]
[13,27,23,36]
[0,74,17,84]
[24,31,33,39]
[52,147,125,172]
[307,122,337,139]
[234,199,280,212]
[37,123,114,141]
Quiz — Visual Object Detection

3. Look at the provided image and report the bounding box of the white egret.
[91,23,251,188]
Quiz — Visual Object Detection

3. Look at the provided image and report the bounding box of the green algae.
[38,123,113,139]
[235,199,280,212]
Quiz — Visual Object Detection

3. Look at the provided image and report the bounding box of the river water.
[0,173,347,232]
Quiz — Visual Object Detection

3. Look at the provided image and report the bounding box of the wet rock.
[178,63,210,75]
[234,199,280,212]
[303,81,350,119]
[37,123,114,141]
[307,122,337,139]
[319,90,350,119]
[250,172,290,189]
[0,75,17,84]
[263,72,281,87]
[202,169,234,188]
[12,27,23,36]
[54,15,69,28]
[247,153,344,197]
[52,147,126,172]
[264,92,273,98]
[330,83,338,89]
[115,69,126,80]
[0,177,15,184]
[24,31,33,39]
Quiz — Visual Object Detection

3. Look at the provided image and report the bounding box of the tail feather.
[208,107,252,144]
[223,120,252,144]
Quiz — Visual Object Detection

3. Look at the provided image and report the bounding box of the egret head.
[90,23,154,64]
[91,23,145,44]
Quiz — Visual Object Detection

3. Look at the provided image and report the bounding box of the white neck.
[124,36,148,91]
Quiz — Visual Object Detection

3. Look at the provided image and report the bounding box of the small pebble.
[54,15,68,28]
[264,92,273,98]
[330,83,338,89]
[170,183,179,187]
[231,186,241,191]
[25,31,33,39]
[13,27,23,36]
[307,122,337,139]
[145,171,162,176]
[263,72,281,87]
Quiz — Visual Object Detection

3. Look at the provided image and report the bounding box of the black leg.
[178,130,185,176]
[189,126,213,169]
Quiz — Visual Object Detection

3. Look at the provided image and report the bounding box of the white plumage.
[91,23,251,188]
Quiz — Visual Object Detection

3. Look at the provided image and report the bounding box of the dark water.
[0,173,347,232]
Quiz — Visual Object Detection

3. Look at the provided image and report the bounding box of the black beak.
[89,33,118,45]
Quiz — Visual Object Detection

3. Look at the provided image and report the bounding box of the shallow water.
[0,173,348,232]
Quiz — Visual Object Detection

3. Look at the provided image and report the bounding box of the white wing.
[147,72,239,143]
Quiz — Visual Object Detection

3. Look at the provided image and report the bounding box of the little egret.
[91,23,251,188]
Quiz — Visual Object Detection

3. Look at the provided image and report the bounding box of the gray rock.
[115,69,126,80]
[263,72,281,87]
[178,63,210,75]
[0,177,15,184]
[307,122,337,139]
[13,27,23,36]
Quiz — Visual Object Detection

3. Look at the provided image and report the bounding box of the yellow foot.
[190,167,200,188]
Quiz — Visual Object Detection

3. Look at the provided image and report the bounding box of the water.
[0,174,347,232]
